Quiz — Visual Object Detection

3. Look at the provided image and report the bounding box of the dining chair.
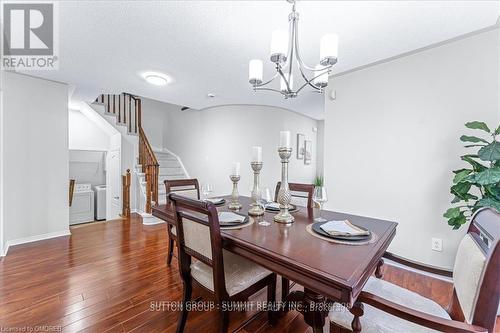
[274,181,315,306]
[274,181,315,208]
[329,207,500,333]
[164,178,200,266]
[169,193,277,333]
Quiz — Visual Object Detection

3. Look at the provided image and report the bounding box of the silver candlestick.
[274,147,295,224]
[249,162,264,216]
[228,175,242,210]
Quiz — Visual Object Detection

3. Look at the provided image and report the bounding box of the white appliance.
[93,184,107,220]
[70,183,94,225]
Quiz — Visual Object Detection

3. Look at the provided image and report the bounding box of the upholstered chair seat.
[191,250,272,296]
[329,277,450,332]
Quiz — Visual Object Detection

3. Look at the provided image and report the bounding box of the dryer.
[93,184,106,221]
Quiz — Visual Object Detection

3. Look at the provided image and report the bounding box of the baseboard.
[2,243,9,257]
[137,211,165,225]
[1,229,71,257]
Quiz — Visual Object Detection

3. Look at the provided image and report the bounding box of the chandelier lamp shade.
[248,0,338,98]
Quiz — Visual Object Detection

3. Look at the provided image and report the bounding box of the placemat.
[306,224,378,245]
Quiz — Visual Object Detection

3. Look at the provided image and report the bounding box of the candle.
[232,162,240,176]
[279,131,291,148]
[252,146,262,163]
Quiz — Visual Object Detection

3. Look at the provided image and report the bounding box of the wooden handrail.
[121,169,131,218]
[139,127,159,211]
[69,179,75,206]
[95,92,159,215]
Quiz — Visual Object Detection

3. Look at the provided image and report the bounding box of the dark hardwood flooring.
[0,214,497,332]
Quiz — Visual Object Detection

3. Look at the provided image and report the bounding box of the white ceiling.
[23,1,500,119]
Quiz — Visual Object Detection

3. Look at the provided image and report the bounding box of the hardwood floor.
[0,214,497,332]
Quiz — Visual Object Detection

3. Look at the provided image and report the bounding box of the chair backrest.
[169,193,227,298]
[274,182,315,208]
[164,179,200,203]
[450,207,499,332]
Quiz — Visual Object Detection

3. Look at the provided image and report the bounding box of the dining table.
[152,195,398,333]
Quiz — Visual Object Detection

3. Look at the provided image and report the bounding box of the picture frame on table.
[297,133,305,159]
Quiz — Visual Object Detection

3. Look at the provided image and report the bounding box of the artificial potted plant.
[444,121,500,229]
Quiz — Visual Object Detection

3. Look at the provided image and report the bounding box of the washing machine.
[70,183,95,225]
[93,184,107,221]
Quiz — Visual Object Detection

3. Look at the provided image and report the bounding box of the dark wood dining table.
[152,195,397,332]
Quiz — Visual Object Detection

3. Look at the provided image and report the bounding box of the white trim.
[1,229,71,257]
[384,258,453,283]
[0,88,4,257]
[138,211,165,225]
[161,148,190,178]
[333,24,499,79]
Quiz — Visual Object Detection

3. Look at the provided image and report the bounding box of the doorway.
[69,149,107,225]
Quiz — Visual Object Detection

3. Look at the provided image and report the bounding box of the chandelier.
[248,0,338,99]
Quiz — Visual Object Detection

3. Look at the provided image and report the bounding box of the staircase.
[92,93,159,221]
[137,150,189,206]
[91,93,188,224]
[94,93,140,135]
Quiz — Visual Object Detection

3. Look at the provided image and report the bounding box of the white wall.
[1,72,70,254]
[316,120,325,177]
[69,109,110,150]
[324,28,499,269]
[69,150,107,186]
[154,103,319,197]
[0,78,4,255]
[141,98,171,150]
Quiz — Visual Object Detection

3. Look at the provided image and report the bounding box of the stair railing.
[96,93,159,213]
[121,169,131,218]
[139,126,159,212]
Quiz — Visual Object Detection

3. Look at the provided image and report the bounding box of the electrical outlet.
[432,238,443,252]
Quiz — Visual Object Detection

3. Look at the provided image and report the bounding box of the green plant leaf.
[465,121,490,133]
[443,207,460,219]
[453,169,472,184]
[470,167,500,185]
[460,135,489,144]
[451,182,472,200]
[451,196,461,203]
[447,211,467,229]
[464,144,487,148]
[484,184,500,201]
[495,125,500,136]
[476,197,500,212]
[478,141,500,162]
[461,155,487,172]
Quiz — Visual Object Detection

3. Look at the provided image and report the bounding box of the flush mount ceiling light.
[141,71,171,86]
[248,0,339,99]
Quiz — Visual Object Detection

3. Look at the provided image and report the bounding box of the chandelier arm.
[253,87,286,95]
[294,20,317,71]
[253,73,279,88]
[277,66,292,93]
[280,11,295,73]
[287,14,297,79]
[297,64,322,92]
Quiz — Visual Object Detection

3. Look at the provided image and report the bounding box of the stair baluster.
[94,92,159,214]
